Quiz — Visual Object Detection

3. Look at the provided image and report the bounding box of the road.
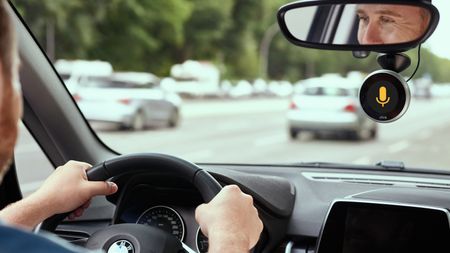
[14,97,450,195]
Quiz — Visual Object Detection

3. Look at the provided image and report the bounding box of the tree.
[12,0,450,83]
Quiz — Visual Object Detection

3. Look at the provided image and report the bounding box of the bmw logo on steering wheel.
[107,240,134,253]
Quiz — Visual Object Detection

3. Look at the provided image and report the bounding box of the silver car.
[288,82,377,140]
[76,72,182,130]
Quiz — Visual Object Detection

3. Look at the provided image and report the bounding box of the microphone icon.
[376,86,390,107]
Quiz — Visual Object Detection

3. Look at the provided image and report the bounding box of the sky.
[424,0,450,59]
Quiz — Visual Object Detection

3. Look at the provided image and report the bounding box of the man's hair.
[0,0,15,80]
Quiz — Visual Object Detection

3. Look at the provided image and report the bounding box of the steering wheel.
[39,153,222,253]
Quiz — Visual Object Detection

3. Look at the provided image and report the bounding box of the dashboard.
[55,164,450,253]
[122,204,208,252]
[112,175,207,252]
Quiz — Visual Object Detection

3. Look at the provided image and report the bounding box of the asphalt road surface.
[14,97,450,195]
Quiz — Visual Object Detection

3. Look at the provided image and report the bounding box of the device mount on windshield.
[277,0,440,123]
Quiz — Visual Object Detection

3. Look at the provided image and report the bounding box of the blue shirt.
[0,224,100,253]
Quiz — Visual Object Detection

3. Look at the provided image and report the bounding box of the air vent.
[302,172,450,190]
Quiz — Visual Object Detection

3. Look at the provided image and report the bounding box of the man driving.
[0,0,263,252]
[356,4,431,44]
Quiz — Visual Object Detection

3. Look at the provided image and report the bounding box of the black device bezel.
[359,70,410,122]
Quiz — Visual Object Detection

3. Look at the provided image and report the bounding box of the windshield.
[12,0,450,171]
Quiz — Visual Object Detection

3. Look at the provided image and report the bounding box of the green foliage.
[404,46,450,83]
[11,0,450,83]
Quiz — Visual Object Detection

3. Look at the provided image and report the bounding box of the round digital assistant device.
[359,70,410,123]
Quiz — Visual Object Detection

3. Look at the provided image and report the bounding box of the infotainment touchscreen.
[317,201,450,253]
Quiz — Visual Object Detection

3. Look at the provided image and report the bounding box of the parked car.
[412,75,433,99]
[268,80,294,97]
[54,59,113,95]
[76,72,182,130]
[252,78,269,96]
[288,81,377,140]
[165,60,221,98]
[228,80,253,98]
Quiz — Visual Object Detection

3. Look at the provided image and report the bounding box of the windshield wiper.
[293,160,406,171]
[280,161,450,175]
[375,160,405,170]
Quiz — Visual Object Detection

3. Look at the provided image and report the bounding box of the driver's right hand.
[195,185,263,253]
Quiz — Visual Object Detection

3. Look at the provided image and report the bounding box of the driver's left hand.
[0,160,118,229]
[34,160,118,217]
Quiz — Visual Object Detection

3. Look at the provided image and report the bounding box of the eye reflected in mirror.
[282,3,432,46]
[356,4,430,45]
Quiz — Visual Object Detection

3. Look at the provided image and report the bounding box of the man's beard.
[0,76,20,184]
[0,117,18,184]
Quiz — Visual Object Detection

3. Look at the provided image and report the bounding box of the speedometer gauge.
[196,227,209,253]
[136,205,185,241]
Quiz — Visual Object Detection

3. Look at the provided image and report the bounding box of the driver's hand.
[0,160,118,230]
[34,160,118,217]
[195,185,263,253]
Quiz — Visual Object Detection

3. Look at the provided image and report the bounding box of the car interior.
[4,0,450,253]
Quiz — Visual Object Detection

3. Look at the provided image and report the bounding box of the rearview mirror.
[277,0,439,52]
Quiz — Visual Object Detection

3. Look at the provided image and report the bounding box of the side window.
[14,122,54,196]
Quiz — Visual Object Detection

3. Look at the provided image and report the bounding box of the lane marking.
[388,140,410,154]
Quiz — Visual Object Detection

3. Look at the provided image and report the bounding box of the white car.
[229,80,253,98]
[167,60,221,97]
[55,59,113,95]
[288,78,377,140]
[76,72,182,130]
